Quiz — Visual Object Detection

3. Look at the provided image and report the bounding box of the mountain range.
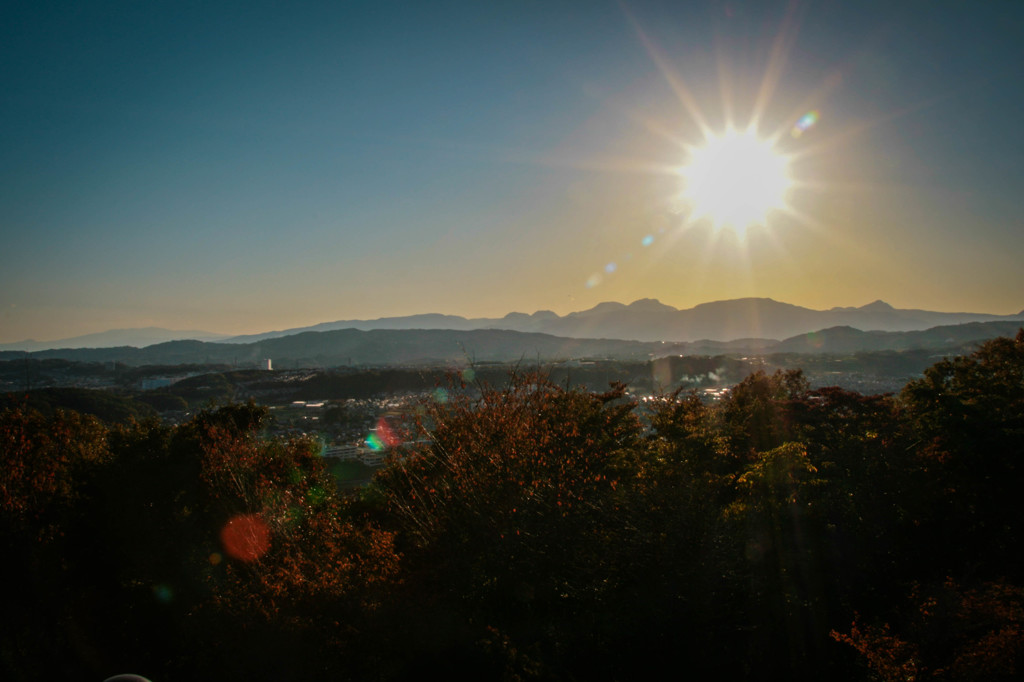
[2,298,1022,356]
[5,298,1021,353]
[222,297,1024,345]
[3,320,1023,369]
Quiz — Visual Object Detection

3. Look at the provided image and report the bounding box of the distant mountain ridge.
[3,320,1022,369]
[0,329,672,367]
[0,327,231,353]
[223,298,1023,345]
[3,298,1022,352]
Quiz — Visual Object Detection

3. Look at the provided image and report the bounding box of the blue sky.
[2,0,1023,342]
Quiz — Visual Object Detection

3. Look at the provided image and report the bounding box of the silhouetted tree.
[901,330,1024,579]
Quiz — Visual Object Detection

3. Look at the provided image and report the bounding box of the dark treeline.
[1,349,935,415]
[2,332,1023,680]
[1,361,657,411]
[0,386,158,423]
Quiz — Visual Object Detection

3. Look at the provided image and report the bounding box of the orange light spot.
[220,514,271,562]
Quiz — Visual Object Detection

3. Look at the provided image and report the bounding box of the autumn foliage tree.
[369,374,642,677]
[186,405,399,624]
[900,329,1024,578]
[830,331,1024,681]
[0,406,109,533]
[1,402,400,681]
[0,406,111,678]
[834,579,1024,681]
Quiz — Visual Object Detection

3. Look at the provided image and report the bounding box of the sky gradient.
[3,0,1023,343]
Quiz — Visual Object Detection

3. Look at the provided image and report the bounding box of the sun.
[677,127,792,235]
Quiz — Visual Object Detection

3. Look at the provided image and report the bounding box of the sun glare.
[678,128,792,235]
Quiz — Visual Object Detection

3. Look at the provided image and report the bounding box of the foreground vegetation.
[3,332,1023,680]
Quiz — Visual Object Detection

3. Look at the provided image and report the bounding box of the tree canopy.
[2,332,1023,680]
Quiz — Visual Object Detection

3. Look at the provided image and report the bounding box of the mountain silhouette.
[223,297,1024,345]
[3,320,1022,369]
[4,298,1022,352]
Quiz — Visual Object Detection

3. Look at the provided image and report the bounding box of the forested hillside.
[3,332,1023,680]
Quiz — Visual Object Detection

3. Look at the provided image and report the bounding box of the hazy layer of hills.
[2,299,1022,365]
[0,326,231,352]
[1,329,666,367]
[3,320,1023,369]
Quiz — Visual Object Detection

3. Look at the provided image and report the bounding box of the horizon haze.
[4,296,1022,352]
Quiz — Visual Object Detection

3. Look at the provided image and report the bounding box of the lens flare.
[365,415,402,451]
[152,584,173,603]
[220,514,271,562]
[791,110,819,138]
[805,330,824,348]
